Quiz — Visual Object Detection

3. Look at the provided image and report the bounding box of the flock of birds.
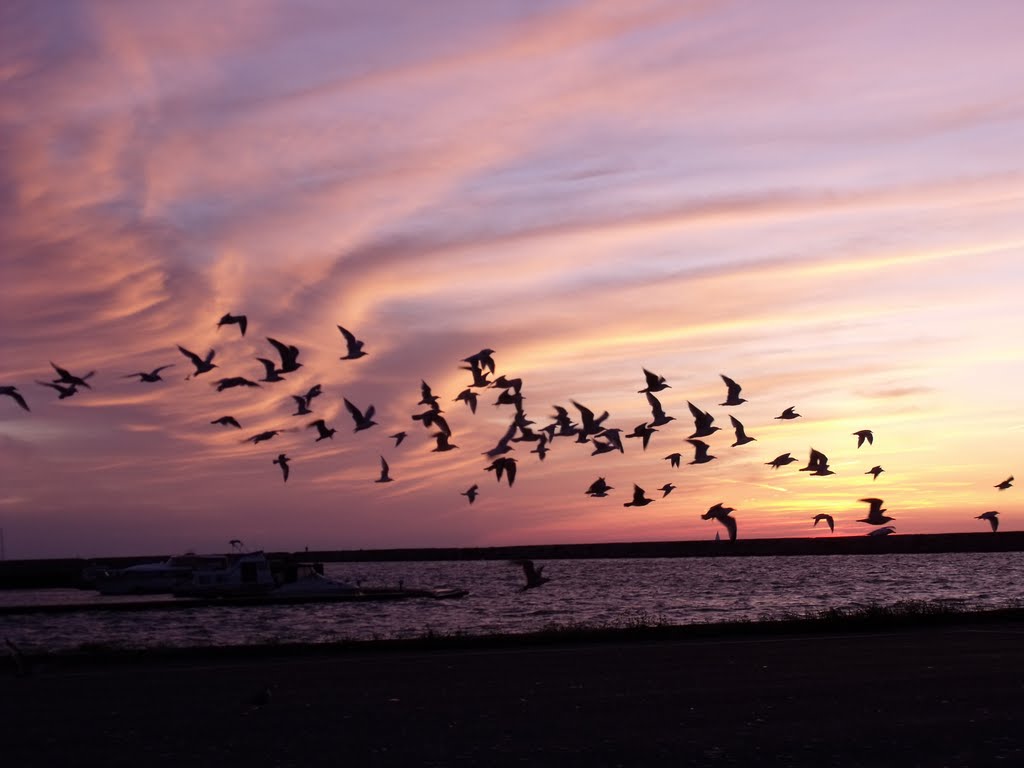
[1,312,1015,589]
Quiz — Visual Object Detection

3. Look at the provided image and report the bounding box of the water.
[3,552,1024,653]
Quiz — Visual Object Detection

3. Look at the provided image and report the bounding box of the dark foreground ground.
[4,622,1024,767]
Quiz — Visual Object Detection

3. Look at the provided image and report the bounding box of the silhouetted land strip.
[5,612,1024,766]
[2,531,1023,589]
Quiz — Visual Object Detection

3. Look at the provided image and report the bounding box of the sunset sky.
[1,1,1022,559]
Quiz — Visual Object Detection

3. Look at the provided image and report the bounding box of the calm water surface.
[3,552,1023,653]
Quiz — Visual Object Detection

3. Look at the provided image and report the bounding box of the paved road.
[4,624,1024,767]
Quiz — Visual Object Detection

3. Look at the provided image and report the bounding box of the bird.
[571,400,609,439]
[217,313,248,337]
[645,392,675,427]
[719,374,746,406]
[343,398,377,432]
[0,386,30,412]
[122,365,174,383]
[482,422,517,458]
[36,381,78,399]
[454,388,478,413]
[418,381,441,409]
[462,484,479,504]
[866,465,885,481]
[687,439,715,464]
[853,429,874,448]
[509,559,549,590]
[431,431,458,452]
[460,363,491,389]
[290,395,313,416]
[664,453,682,469]
[178,346,217,378]
[774,406,800,420]
[813,514,835,533]
[866,526,895,537]
[687,401,720,438]
[375,456,393,483]
[412,409,451,435]
[391,432,407,447]
[638,368,670,393]
[995,476,1014,491]
[266,337,302,373]
[625,422,657,450]
[272,453,290,482]
[857,497,893,525]
[463,348,496,375]
[766,453,797,470]
[623,484,653,507]
[211,416,241,429]
[530,436,549,462]
[484,457,517,487]
[702,503,737,541]
[301,384,323,405]
[308,419,336,441]
[800,448,834,476]
[585,477,613,497]
[729,415,756,446]
[214,377,261,392]
[658,483,676,498]
[247,430,280,444]
[491,375,523,393]
[337,325,367,359]
[50,362,95,389]
[976,511,999,532]
[256,358,286,382]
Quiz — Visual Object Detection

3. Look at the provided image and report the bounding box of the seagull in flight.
[729,415,756,446]
[337,325,367,359]
[462,484,479,504]
[623,484,654,507]
[645,392,675,427]
[586,477,613,497]
[375,456,393,483]
[290,395,313,416]
[454,388,478,413]
[774,406,800,420]
[509,558,549,591]
[308,419,336,441]
[687,402,720,438]
[211,416,241,429]
[0,386,30,412]
[412,408,451,436]
[463,348,496,375]
[50,362,95,389]
[719,374,746,406]
[866,465,884,481]
[214,377,261,392]
[266,337,302,373]
[866,526,895,537]
[658,483,676,498]
[571,400,610,440]
[766,453,797,470]
[702,503,737,541]
[343,398,377,432]
[638,368,670,394]
[256,358,286,382]
[247,430,281,444]
[431,431,458,452]
[664,453,682,468]
[484,457,517,487]
[995,476,1014,491]
[857,497,893,525]
[391,431,407,447]
[122,365,175,383]
[272,453,290,482]
[625,422,657,450]
[687,439,716,465]
[178,346,217,379]
[418,380,441,409]
[976,511,999,532]
[800,448,834,476]
[217,313,248,337]
[813,514,835,533]
[853,429,874,448]
[36,381,78,399]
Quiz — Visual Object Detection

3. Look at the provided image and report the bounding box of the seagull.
[491,375,523,393]
[391,431,408,447]
[687,401,720,438]
[509,558,549,590]
[623,484,653,507]
[122,365,174,383]
[419,381,441,409]
[462,484,479,504]
[866,526,895,537]
[463,349,496,375]
[853,429,874,448]
[36,381,78,399]
[266,337,302,373]
[800,448,834,476]
[217,313,248,337]
[774,406,800,420]
[460,363,491,389]
[256,358,286,382]
[291,395,313,416]
[995,476,1014,491]
[658,483,676,498]
[214,377,261,392]
[211,416,241,429]
[645,392,675,427]
[50,362,95,389]
[483,422,517,458]
[766,453,798,470]
[530,436,549,462]
[177,346,217,378]
[247,430,280,444]
[431,431,458,452]
[664,453,682,468]
[719,374,746,406]
[0,386,30,412]
[625,422,657,450]
[308,419,336,442]
[272,453,290,482]
[702,503,737,541]
[375,456,393,483]
[571,400,610,439]
[586,477,613,497]
[638,368,670,394]
[976,511,999,532]
[412,409,451,435]
[857,497,893,525]
[813,514,835,533]
[337,325,367,359]
[484,457,517,487]
[343,398,377,432]
[729,415,756,447]
[866,465,885,481]
[302,384,323,405]
[454,388,478,413]
[687,439,716,465]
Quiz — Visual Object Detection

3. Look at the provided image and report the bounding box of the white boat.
[93,553,228,596]
[173,551,277,597]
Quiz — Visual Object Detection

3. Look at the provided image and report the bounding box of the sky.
[1,0,1022,559]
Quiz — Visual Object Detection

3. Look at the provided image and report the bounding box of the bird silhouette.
[177,346,217,378]
[774,406,800,420]
[586,477,613,497]
[976,511,999,532]
[217,313,248,337]
[571,400,610,439]
[664,453,682,468]
[36,381,78,399]
[482,422,517,458]
[623,484,653,507]
[419,381,441,409]
[391,431,407,447]
[122,365,174,383]
[343,399,377,432]
[857,497,893,525]
[719,374,746,406]
[729,415,756,446]
[687,439,716,464]
[766,453,797,469]
[454,388,478,413]
[50,362,95,389]
[211,416,241,429]
[484,457,517,487]
[412,409,450,435]
[995,476,1014,491]
[813,514,835,533]
[0,386,30,412]
[337,325,367,359]
[463,349,496,375]
[214,377,261,392]
[853,429,874,448]
[638,368,670,393]
[272,454,290,482]
[866,526,895,537]
[247,430,280,444]
[308,419,336,441]
[702,503,737,541]
[509,559,549,590]
[866,465,885,481]
[462,484,479,503]
[645,392,675,427]
[256,358,286,382]
[266,337,302,373]
[375,456,393,483]
[431,431,458,452]
[658,483,676,498]
[290,395,313,416]
[625,422,657,450]
[800,448,834,476]
[687,401,720,438]
[530,437,549,461]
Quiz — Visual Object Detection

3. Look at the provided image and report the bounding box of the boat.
[172,550,277,598]
[92,553,230,596]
